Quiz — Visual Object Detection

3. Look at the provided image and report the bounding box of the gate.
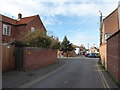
[15,47,24,70]
[2,45,15,72]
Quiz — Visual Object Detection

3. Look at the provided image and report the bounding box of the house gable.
[26,15,47,33]
[1,14,47,43]
[101,8,119,44]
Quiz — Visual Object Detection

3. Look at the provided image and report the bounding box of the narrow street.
[25,57,109,88]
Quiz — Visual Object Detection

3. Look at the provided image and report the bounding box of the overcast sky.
[0,0,119,48]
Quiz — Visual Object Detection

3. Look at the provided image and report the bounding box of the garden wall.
[107,30,120,84]
[23,47,57,71]
[100,43,107,69]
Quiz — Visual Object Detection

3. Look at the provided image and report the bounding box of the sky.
[0,0,120,48]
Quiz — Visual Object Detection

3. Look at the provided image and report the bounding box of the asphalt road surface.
[27,57,108,88]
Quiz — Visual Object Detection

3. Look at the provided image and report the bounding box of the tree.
[60,36,74,54]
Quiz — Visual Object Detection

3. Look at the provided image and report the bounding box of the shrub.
[51,39,60,49]
[36,36,52,48]
[12,30,60,49]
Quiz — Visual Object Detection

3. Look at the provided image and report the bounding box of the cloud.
[66,29,100,48]
[1,0,119,17]
[0,0,119,26]
[0,0,119,48]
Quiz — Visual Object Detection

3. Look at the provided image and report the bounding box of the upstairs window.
[105,33,112,40]
[31,27,35,32]
[3,24,11,36]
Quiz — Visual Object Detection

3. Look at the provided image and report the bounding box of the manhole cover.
[26,73,36,77]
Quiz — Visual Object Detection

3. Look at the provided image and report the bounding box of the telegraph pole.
[88,43,89,50]
[99,11,103,45]
[99,11,102,22]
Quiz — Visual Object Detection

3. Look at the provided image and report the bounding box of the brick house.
[0,13,47,43]
[99,2,120,84]
[100,8,119,69]
[89,46,99,53]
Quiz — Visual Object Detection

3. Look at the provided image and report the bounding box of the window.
[105,33,112,40]
[31,27,35,32]
[3,24,11,36]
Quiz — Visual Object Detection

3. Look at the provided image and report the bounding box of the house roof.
[103,8,118,21]
[72,44,79,48]
[1,14,38,25]
[1,14,17,25]
[16,15,38,25]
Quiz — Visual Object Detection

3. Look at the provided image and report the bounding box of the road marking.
[13,61,66,88]
[97,63,110,88]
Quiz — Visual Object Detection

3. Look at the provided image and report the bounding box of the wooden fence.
[2,45,15,72]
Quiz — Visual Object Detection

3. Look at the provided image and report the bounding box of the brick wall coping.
[107,30,120,41]
[24,47,54,50]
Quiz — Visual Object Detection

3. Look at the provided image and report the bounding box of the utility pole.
[99,11,102,22]
[88,43,89,50]
[99,11,103,45]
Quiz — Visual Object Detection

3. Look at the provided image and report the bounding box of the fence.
[2,45,15,72]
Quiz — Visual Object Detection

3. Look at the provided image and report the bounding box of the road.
[27,57,108,88]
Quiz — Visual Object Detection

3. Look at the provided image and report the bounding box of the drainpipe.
[118,1,120,29]
[118,1,120,83]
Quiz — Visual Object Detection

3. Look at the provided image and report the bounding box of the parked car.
[87,53,95,58]
[87,53,100,58]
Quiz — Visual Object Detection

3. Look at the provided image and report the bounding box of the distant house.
[89,46,99,53]
[0,13,47,43]
[79,45,86,55]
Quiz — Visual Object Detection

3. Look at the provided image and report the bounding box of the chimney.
[18,13,22,19]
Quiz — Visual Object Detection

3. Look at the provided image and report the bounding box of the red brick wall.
[119,32,120,83]
[103,9,119,34]
[100,43,107,69]
[107,31,120,83]
[26,15,46,33]
[102,9,119,43]
[2,23,16,42]
[23,47,57,71]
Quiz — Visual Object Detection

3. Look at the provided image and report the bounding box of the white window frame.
[3,24,11,36]
[31,27,35,32]
[105,33,112,40]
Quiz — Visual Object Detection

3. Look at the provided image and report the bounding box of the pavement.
[2,59,65,88]
[2,56,119,88]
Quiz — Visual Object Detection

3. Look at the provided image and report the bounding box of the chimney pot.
[18,13,22,19]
